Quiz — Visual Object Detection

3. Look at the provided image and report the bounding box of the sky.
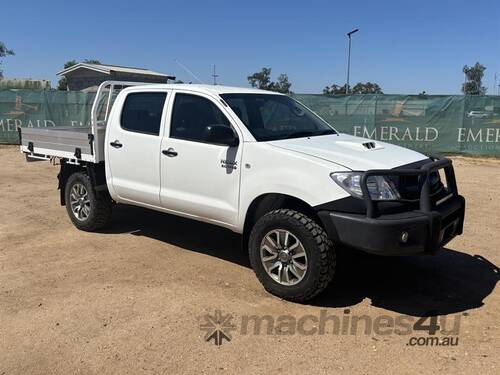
[2,0,499,94]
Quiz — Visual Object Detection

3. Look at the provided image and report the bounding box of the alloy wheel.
[260,229,308,286]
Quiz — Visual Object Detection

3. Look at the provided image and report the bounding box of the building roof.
[57,63,175,79]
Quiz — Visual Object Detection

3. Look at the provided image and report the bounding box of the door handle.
[110,140,123,148]
[162,148,178,157]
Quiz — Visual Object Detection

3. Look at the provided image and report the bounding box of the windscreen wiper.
[283,129,337,139]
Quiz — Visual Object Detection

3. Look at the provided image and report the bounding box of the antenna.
[212,64,219,85]
[174,59,204,84]
[494,73,497,95]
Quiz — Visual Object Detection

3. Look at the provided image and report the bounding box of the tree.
[269,73,292,94]
[351,82,383,94]
[0,41,15,79]
[462,62,486,95]
[57,59,101,90]
[247,67,292,93]
[323,84,348,95]
[324,82,383,95]
[248,67,272,90]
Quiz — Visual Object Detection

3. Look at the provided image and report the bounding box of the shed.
[57,63,175,91]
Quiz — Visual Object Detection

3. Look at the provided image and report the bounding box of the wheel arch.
[242,193,323,249]
[58,161,107,206]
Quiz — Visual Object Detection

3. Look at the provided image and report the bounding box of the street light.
[346,28,359,94]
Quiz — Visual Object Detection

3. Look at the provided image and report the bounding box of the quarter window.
[121,92,167,135]
[170,93,231,142]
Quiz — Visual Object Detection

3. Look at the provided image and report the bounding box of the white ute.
[20,81,465,302]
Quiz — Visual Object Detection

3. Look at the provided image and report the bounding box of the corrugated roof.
[57,63,174,79]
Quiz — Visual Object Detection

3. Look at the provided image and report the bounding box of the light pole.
[346,28,359,94]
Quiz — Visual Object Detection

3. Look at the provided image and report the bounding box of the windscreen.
[220,94,337,141]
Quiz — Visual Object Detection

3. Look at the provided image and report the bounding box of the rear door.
[159,91,242,226]
[106,90,170,206]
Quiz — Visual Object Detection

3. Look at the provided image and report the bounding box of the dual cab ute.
[20,81,465,302]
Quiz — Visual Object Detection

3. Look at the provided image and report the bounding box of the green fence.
[0,89,95,144]
[294,94,500,155]
[1,89,500,155]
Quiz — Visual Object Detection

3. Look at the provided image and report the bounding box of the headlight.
[330,172,400,200]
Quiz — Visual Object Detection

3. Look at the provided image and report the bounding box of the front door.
[159,91,242,226]
[106,90,169,206]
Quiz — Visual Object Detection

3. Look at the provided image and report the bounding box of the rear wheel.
[248,209,335,302]
[65,172,112,231]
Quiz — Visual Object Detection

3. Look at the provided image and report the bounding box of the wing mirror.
[204,125,239,147]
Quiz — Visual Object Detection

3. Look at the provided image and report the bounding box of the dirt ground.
[0,145,498,375]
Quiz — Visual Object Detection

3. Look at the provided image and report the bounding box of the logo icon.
[200,310,236,346]
[4,95,39,116]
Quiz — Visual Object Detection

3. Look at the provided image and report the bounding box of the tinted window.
[170,93,231,142]
[221,97,250,126]
[221,94,336,141]
[121,92,167,135]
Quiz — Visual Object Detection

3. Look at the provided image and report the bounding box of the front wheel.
[65,172,112,231]
[248,209,336,302]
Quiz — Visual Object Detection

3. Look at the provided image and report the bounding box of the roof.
[123,83,283,96]
[57,63,174,79]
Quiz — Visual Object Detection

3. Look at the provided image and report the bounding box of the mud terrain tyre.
[248,209,335,302]
[64,172,112,231]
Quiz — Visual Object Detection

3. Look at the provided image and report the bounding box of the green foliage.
[247,67,292,94]
[56,78,69,91]
[0,42,14,58]
[271,73,292,94]
[248,67,272,90]
[323,84,348,95]
[323,82,383,95]
[462,62,487,95]
[351,82,383,94]
[57,59,101,90]
[0,41,15,79]
[63,60,78,69]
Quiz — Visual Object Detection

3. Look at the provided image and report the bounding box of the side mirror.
[204,125,239,147]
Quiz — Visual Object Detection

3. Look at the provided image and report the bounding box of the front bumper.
[318,195,465,255]
[317,156,466,256]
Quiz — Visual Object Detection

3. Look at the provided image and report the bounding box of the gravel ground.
[0,145,498,374]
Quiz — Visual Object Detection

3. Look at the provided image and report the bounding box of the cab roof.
[127,83,283,96]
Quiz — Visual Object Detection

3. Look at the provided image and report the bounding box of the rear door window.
[121,92,167,135]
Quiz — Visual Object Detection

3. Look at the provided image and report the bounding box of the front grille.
[391,159,447,204]
[394,172,443,201]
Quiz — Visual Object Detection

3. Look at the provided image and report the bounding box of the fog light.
[401,231,409,243]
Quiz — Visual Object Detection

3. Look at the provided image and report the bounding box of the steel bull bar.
[360,156,458,218]
[320,156,465,255]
